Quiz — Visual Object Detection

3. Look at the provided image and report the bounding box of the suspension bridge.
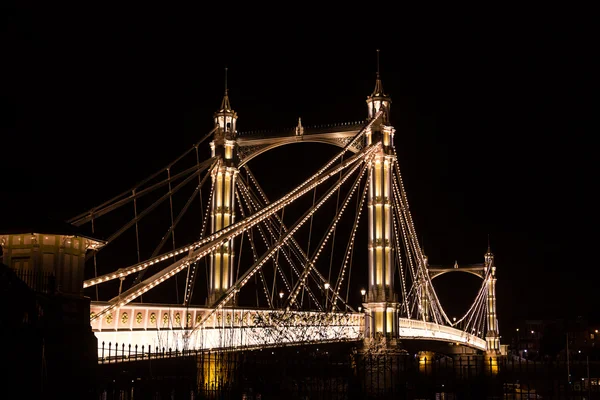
[2,64,501,360]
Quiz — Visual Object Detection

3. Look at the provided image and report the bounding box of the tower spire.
[372,49,385,96]
[485,234,494,264]
[220,66,232,111]
[366,49,391,120]
[213,66,237,137]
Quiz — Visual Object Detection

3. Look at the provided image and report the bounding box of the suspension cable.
[332,163,370,310]
[166,168,179,304]
[235,185,272,308]
[69,127,216,225]
[344,181,363,310]
[237,177,320,310]
[86,143,372,303]
[91,215,99,301]
[135,159,217,288]
[326,154,344,310]
[390,183,410,317]
[189,148,373,331]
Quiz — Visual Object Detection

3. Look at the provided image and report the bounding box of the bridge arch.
[429,269,485,280]
[238,138,361,167]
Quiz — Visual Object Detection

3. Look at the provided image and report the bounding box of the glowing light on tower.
[208,69,239,305]
[364,50,399,339]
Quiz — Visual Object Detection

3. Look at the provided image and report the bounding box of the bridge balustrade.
[398,318,487,350]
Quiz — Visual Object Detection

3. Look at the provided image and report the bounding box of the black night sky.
[2,5,597,335]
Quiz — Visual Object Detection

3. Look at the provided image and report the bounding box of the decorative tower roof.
[366,49,392,122]
[295,117,304,136]
[485,235,494,264]
[214,67,238,138]
[219,88,233,112]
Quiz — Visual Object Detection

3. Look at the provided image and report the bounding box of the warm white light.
[279,291,284,299]
[360,289,366,296]
[324,283,330,290]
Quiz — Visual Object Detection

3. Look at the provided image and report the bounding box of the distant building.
[510,317,600,360]
[0,212,106,397]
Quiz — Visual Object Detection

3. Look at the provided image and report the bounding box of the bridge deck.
[90,303,487,357]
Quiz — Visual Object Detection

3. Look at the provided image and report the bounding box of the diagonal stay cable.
[133,158,218,287]
[69,127,216,225]
[84,116,376,289]
[187,146,374,333]
[89,144,374,321]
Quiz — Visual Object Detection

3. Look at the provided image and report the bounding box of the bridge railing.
[96,337,364,364]
[398,318,487,350]
[98,342,195,364]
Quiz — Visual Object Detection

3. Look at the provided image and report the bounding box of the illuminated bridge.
[2,64,500,359]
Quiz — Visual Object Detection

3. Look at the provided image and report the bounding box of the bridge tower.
[207,71,239,305]
[485,244,501,354]
[362,54,401,343]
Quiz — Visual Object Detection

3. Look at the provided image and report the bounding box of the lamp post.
[361,288,366,302]
[279,291,284,308]
[567,332,571,385]
[323,282,330,309]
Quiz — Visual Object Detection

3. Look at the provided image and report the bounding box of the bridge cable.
[166,168,179,304]
[343,183,363,310]
[84,158,216,267]
[178,168,216,305]
[238,184,276,308]
[201,168,217,300]
[69,127,216,226]
[91,216,99,301]
[238,167,311,298]
[391,175,419,319]
[331,162,371,311]
[392,151,451,325]
[336,166,370,310]
[286,152,373,311]
[189,147,373,332]
[134,159,217,288]
[88,138,374,315]
[185,145,207,306]
[326,154,344,310]
[236,179,301,308]
[234,185,272,308]
[133,188,142,302]
[237,175,321,310]
[390,182,411,317]
[270,206,285,307]
[304,187,317,307]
